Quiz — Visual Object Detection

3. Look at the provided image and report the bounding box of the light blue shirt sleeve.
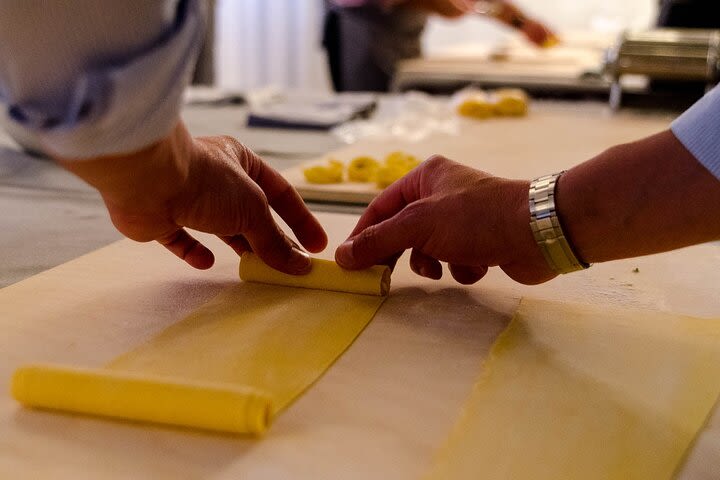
[0,0,206,159]
[671,85,720,180]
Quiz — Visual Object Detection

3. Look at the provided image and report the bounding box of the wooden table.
[1,212,719,479]
[2,98,718,478]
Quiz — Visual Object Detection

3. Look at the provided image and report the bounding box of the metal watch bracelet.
[529,172,590,274]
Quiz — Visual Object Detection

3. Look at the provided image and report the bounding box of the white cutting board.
[282,102,674,205]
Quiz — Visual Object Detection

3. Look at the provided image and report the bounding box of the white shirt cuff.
[671,85,720,181]
[6,0,206,159]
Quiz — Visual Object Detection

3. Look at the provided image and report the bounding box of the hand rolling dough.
[13,258,389,435]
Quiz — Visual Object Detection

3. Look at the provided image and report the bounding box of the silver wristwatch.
[529,173,590,274]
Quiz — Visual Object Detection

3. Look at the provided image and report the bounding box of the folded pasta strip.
[12,255,389,435]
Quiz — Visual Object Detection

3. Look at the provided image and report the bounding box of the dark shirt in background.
[323,1,427,92]
[657,0,720,28]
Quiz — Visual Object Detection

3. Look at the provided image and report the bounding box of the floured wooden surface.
[1,212,719,479]
[427,299,720,480]
[282,103,673,204]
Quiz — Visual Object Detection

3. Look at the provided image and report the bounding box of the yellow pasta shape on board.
[347,156,380,182]
[302,151,420,189]
[456,93,494,119]
[303,159,344,184]
[375,151,420,188]
[384,151,420,170]
[492,88,529,116]
[455,88,530,119]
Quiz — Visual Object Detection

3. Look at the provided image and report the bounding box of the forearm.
[0,1,175,113]
[557,130,720,264]
[0,0,204,161]
[492,1,530,29]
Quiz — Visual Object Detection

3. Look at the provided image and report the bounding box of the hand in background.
[335,156,555,285]
[400,0,475,18]
[521,18,557,47]
[485,1,558,47]
[56,122,327,274]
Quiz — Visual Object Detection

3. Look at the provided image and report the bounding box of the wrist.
[55,123,192,213]
[554,169,591,263]
[501,178,556,278]
[529,172,589,274]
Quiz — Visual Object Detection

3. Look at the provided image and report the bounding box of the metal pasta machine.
[604,28,720,109]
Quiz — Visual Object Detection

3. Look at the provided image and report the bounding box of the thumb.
[335,203,428,270]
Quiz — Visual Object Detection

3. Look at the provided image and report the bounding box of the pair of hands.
[58,123,554,285]
[412,0,556,47]
[334,154,554,285]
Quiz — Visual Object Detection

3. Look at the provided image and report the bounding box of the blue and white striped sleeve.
[0,0,206,159]
[671,85,720,180]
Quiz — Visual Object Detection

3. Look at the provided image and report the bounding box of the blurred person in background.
[322,0,556,92]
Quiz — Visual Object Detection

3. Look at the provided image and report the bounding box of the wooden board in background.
[282,103,673,205]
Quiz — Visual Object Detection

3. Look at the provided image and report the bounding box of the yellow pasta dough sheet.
[13,257,388,435]
[427,298,720,480]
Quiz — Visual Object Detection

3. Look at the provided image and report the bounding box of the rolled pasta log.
[239,253,391,296]
[12,365,272,435]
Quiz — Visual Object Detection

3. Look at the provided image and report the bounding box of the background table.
[1,97,718,479]
[1,213,719,479]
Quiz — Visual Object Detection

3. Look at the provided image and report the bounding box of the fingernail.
[289,247,311,274]
[420,265,440,280]
[335,240,354,267]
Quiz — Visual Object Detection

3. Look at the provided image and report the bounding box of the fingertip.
[335,240,356,269]
[384,252,403,271]
[289,248,313,275]
[422,263,443,280]
[449,264,488,285]
[186,244,215,270]
[293,212,328,253]
[158,229,215,271]
[303,227,328,253]
[410,249,442,280]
